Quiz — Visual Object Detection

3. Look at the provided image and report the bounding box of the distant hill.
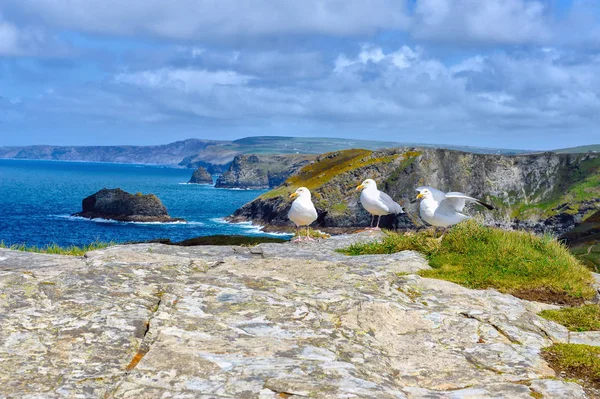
[0,139,221,166]
[553,144,600,154]
[0,136,531,168]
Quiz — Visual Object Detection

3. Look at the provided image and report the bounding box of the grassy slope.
[339,221,595,304]
[554,144,600,154]
[0,241,114,256]
[183,136,530,166]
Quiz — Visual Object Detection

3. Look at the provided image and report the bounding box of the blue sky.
[0,0,599,150]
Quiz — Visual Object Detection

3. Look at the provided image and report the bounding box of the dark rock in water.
[215,154,316,189]
[73,188,184,223]
[188,167,213,184]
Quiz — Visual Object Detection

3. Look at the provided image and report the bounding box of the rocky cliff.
[230,148,600,235]
[0,233,592,398]
[74,188,184,223]
[188,167,213,184]
[215,154,317,189]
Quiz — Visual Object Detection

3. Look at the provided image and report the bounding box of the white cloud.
[5,0,409,40]
[115,68,253,93]
[99,46,600,143]
[413,0,551,44]
[0,18,48,56]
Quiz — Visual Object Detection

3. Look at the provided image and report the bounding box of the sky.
[0,0,599,150]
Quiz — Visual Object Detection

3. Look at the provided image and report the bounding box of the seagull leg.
[306,226,315,241]
[373,216,381,230]
[292,226,302,243]
[369,215,374,230]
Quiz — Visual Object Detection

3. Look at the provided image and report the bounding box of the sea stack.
[73,188,185,223]
[188,167,213,184]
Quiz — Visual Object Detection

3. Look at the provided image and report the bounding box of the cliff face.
[215,154,317,189]
[188,167,213,184]
[0,234,586,398]
[230,148,600,235]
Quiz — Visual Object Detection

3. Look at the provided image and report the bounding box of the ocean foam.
[211,218,293,237]
[53,215,203,226]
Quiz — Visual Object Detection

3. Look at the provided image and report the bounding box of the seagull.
[356,179,404,230]
[416,186,494,227]
[288,187,318,242]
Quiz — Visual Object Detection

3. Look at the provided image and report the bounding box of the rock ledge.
[0,232,591,398]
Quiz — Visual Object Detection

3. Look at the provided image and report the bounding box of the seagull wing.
[379,191,404,214]
[443,192,494,212]
[416,186,446,203]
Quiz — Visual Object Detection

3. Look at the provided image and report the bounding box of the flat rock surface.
[0,232,591,398]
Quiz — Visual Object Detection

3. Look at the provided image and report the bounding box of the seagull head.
[416,188,432,201]
[356,179,377,192]
[290,187,311,199]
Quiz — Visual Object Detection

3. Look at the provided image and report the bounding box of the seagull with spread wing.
[356,179,404,230]
[416,186,494,227]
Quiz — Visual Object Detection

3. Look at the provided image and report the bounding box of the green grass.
[542,343,600,391]
[570,243,600,273]
[0,241,114,256]
[338,220,595,304]
[539,305,600,332]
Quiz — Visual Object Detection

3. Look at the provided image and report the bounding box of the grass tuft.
[539,305,600,332]
[0,241,114,256]
[339,228,440,256]
[294,227,331,240]
[542,343,600,392]
[338,220,595,304]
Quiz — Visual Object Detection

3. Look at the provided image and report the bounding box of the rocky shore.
[215,154,316,189]
[73,188,184,223]
[1,232,596,398]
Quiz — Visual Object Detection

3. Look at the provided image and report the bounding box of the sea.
[0,159,288,247]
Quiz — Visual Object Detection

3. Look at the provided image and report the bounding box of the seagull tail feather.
[476,200,494,210]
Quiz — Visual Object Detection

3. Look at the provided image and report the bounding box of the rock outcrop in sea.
[0,233,593,398]
[73,188,184,223]
[188,167,213,184]
[215,154,317,189]
[230,148,600,235]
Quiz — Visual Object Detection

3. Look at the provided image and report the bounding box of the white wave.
[53,215,203,226]
[210,218,293,237]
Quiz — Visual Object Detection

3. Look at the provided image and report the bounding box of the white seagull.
[416,186,494,227]
[288,187,318,242]
[356,179,404,230]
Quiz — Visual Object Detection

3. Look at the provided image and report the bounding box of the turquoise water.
[0,159,285,247]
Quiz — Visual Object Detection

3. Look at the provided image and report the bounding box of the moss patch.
[539,305,600,332]
[0,241,114,256]
[338,220,595,305]
[542,343,600,393]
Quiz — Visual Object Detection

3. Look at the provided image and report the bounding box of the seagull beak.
[289,192,299,199]
[356,184,365,192]
[416,193,424,200]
